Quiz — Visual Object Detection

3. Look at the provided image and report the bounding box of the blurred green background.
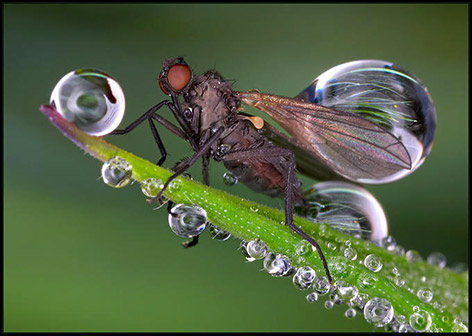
[4,4,468,332]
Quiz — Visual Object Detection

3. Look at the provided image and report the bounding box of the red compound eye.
[167,63,192,91]
[158,71,168,95]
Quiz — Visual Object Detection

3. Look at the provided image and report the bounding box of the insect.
[110,57,413,284]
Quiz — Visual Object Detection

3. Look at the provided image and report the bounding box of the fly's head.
[159,57,193,96]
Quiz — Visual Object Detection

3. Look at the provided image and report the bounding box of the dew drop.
[405,250,422,263]
[293,266,316,290]
[426,252,447,268]
[381,236,396,251]
[324,300,334,309]
[222,171,238,186]
[343,247,358,260]
[168,178,182,192]
[263,253,293,277]
[208,223,231,241]
[409,309,432,332]
[101,156,132,188]
[335,281,359,302]
[50,69,125,136]
[312,276,331,295]
[168,204,207,238]
[295,240,312,256]
[357,272,377,289]
[303,181,388,243]
[306,292,319,303]
[297,59,436,183]
[345,308,357,319]
[241,239,268,262]
[394,245,406,256]
[363,297,394,327]
[417,287,433,303]
[394,275,405,287]
[364,254,383,272]
[140,178,164,197]
[452,322,469,332]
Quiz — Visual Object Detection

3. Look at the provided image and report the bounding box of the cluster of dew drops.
[100,159,468,333]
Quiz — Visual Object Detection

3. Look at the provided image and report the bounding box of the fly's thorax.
[183,71,240,132]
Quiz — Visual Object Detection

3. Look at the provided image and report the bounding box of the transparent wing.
[238,91,412,183]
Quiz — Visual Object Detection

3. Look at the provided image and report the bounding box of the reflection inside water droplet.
[297,59,436,183]
[140,178,164,197]
[240,239,268,261]
[50,69,125,136]
[263,253,293,277]
[101,156,132,188]
[168,204,207,238]
[301,181,388,243]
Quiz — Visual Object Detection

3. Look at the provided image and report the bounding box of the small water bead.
[426,252,447,268]
[168,178,182,192]
[394,275,405,287]
[140,178,164,197]
[241,239,268,262]
[405,249,422,263]
[452,322,469,332]
[168,204,207,238]
[312,276,331,295]
[345,308,357,319]
[357,272,377,289]
[222,171,238,186]
[297,60,436,183]
[335,281,359,302]
[295,240,312,256]
[409,309,432,332]
[380,236,396,251]
[208,223,231,241]
[363,297,394,327]
[417,287,433,303]
[306,292,319,303]
[293,266,316,290]
[101,156,132,188]
[263,253,293,277]
[343,247,358,260]
[50,69,125,136]
[364,254,383,272]
[324,300,334,309]
[394,245,406,256]
[303,182,388,243]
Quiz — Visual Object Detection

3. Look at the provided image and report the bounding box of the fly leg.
[223,146,333,284]
[148,126,223,201]
[109,100,187,166]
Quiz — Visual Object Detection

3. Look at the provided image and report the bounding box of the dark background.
[4,4,468,332]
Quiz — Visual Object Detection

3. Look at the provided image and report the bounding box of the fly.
[110,57,413,284]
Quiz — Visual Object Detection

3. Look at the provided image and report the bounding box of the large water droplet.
[50,69,125,136]
[168,204,207,238]
[297,60,436,183]
[303,181,388,243]
[101,156,132,188]
[263,253,294,277]
[363,297,394,327]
